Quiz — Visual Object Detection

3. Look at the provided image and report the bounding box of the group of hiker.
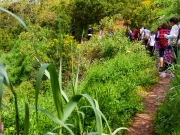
[127,17,180,77]
[71,17,179,78]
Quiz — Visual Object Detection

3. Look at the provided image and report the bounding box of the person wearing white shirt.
[165,17,180,61]
[148,31,156,57]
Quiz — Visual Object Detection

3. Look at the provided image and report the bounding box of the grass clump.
[79,50,158,132]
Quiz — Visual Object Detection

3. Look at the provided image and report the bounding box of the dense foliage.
[0,0,180,134]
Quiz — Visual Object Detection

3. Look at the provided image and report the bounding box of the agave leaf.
[0,7,28,31]
[29,107,74,135]
[112,127,129,135]
[24,102,29,135]
[62,95,82,122]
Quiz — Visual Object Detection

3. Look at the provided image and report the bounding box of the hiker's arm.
[165,27,178,39]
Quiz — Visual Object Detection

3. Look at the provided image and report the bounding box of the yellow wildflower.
[77,44,81,48]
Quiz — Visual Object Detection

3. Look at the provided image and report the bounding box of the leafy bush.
[79,50,157,131]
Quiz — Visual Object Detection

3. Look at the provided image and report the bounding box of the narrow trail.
[126,73,171,135]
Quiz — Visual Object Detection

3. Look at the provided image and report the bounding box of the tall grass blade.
[29,107,74,135]
[35,63,64,120]
[35,63,50,126]
[57,34,69,103]
[0,74,4,111]
[24,102,29,135]
[44,132,57,135]
[111,127,129,135]
[0,7,28,31]
[62,95,82,122]
[58,33,63,92]
[87,132,98,135]
[94,99,103,132]
[74,49,80,95]
[48,64,63,120]
[35,63,50,134]
[0,62,10,87]
[44,133,57,135]
[61,91,69,103]
[81,105,112,134]
[35,63,50,110]
[0,62,19,135]
[87,133,107,135]
[81,94,102,135]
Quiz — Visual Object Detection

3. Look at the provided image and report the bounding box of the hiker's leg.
[159,48,165,72]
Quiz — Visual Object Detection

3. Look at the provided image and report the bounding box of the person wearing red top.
[157,23,170,72]
[133,27,139,43]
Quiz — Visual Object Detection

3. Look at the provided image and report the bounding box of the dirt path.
[126,73,171,135]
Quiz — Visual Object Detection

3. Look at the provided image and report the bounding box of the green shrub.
[79,51,157,131]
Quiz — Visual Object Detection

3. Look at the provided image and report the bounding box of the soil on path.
[126,73,171,135]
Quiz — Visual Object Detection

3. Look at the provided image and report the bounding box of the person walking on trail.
[155,26,161,68]
[157,23,170,72]
[148,31,156,57]
[127,26,133,41]
[142,27,151,49]
[70,26,75,36]
[139,25,145,40]
[88,25,93,40]
[133,27,139,43]
[165,17,180,63]
[160,45,175,78]
[99,27,103,39]
[160,17,180,78]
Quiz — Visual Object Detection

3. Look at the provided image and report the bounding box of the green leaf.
[62,95,82,122]
[48,64,63,119]
[87,132,97,135]
[81,94,102,135]
[94,99,103,132]
[29,107,74,135]
[0,62,10,88]
[74,49,80,95]
[24,102,29,135]
[0,7,28,31]
[35,63,50,116]
[81,105,112,134]
[44,132,58,135]
[0,74,4,111]
[112,127,129,135]
[0,62,19,134]
[61,90,69,103]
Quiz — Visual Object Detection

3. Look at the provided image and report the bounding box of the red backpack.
[158,29,170,49]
